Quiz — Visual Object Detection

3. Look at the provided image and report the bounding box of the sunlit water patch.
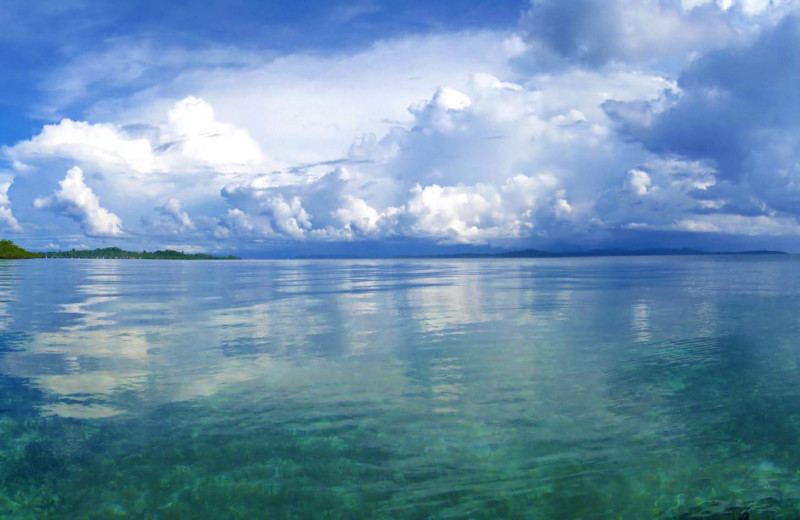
[1,257,800,518]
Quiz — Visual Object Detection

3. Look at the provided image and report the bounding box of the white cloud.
[401,183,508,243]
[7,96,268,196]
[218,208,258,237]
[9,26,683,247]
[215,69,672,244]
[627,169,653,196]
[4,96,270,244]
[159,198,194,230]
[160,96,264,174]
[333,195,382,236]
[555,198,572,217]
[76,31,520,167]
[34,166,123,237]
[11,119,157,175]
[0,207,22,233]
[265,195,312,239]
[7,8,800,251]
[0,182,22,232]
[3,55,717,247]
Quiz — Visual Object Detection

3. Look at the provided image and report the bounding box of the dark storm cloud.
[605,16,800,219]
[521,0,736,68]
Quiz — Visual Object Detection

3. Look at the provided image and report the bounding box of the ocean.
[0,257,797,518]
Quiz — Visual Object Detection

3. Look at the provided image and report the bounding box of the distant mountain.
[490,248,789,258]
[0,240,43,259]
[43,247,239,260]
[292,247,790,260]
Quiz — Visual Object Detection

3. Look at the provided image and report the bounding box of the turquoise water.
[1,257,799,518]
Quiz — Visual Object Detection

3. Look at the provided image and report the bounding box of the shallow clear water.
[1,257,800,518]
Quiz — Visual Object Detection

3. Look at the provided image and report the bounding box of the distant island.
[43,247,239,260]
[0,240,43,259]
[0,240,239,260]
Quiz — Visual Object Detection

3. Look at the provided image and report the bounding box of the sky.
[2,0,800,256]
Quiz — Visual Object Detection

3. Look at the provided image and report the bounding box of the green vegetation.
[0,240,43,259]
[44,247,239,260]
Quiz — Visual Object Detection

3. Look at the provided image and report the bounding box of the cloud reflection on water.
[0,257,793,432]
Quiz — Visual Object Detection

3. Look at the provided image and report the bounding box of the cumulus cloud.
[627,169,653,197]
[4,96,269,244]
[401,183,508,243]
[159,96,264,174]
[218,71,669,244]
[4,23,684,247]
[11,119,157,174]
[396,178,561,244]
[159,198,195,230]
[8,96,267,187]
[263,195,312,239]
[0,183,22,232]
[6,3,800,251]
[34,166,123,237]
[333,195,383,236]
[75,32,520,167]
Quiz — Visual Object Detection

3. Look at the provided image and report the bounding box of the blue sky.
[2,0,799,255]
